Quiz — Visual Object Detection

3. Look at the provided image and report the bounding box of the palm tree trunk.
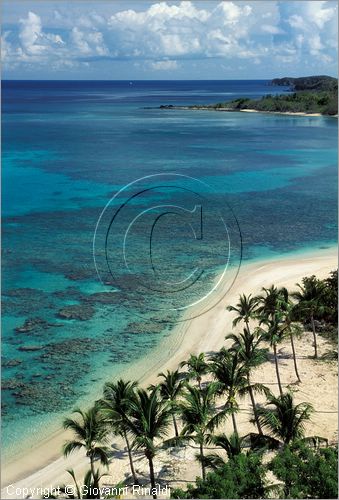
[89,453,95,480]
[231,408,238,436]
[273,343,283,396]
[124,430,138,485]
[247,374,262,434]
[199,442,206,480]
[172,414,179,437]
[290,333,301,382]
[89,457,101,497]
[147,455,157,499]
[310,314,318,359]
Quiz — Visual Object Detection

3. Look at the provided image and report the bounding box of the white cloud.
[71,27,91,54]
[261,24,285,35]
[150,60,179,70]
[217,2,242,24]
[19,11,64,58]
[288,2,336,32]
[309,34,324,54]
[71,25,109,57]
[2,1,337,75]
[8,10,66,68]
[305,1,336,29]
[287,1,337,54]
[108,1,282,61]
[19,11,44,55]
[288,14,306,31]
[1,32,24,64]
[7,10,109,68]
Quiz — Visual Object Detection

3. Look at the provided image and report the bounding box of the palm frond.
[63,440,84,457]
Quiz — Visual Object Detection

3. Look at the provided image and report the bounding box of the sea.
[2,80,338,458]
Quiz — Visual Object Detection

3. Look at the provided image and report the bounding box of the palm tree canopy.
[180,383,223,440]
[124,387,172,456]
[276,288,302,325]
[99,379,137,435]
[210,351,249,402]
[226,293,259,326]
[157,369,183,403]
[256,392,313,445]
[179,353,209,382]
[211,432,244,459]
[226,326,266,368]
[256,286,299,347]
[258,315,287,348]
[256,285,286,322]
[276,290,303,339]
[292,275,328,319]
[63,405,110,465]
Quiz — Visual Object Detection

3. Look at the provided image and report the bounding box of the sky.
[2,1,338,80]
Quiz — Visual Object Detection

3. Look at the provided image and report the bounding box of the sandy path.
[2,247,337,498]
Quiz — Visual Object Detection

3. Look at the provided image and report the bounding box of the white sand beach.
[239,109,323,116]
[2,247,337,499]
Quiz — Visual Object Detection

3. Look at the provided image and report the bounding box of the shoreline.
[2,245,337,494]
[156,105,337,118]
[239,109,323,116]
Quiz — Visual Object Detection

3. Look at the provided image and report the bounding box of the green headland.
[159,75,338,116]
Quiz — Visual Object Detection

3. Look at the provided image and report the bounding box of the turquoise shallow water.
[2,80,338,457]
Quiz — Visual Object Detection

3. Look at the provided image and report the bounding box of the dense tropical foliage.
[269,442,338,499]
[222,90,338,115]
[171,453,266,499]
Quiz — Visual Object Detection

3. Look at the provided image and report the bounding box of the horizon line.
[2,75,337,83]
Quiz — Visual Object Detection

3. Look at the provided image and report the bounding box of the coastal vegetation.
[216,90,338,116]
[58,270,337,499]
[159,76,338,116]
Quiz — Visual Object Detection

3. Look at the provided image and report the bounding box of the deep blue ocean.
[2,80,337,456]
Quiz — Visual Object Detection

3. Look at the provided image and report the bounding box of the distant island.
[159,75,338,116]
[271,75,337,91]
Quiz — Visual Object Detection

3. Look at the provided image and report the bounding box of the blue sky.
[2,1,338,79]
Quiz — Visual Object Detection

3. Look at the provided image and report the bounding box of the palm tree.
[258,317,286,396]
[256,285,283,321]
[226,326,266,434]
[200,432,245,472]
[179,383,224,480]
[212,432,245,459]
[257,286,287,396]
[279,288,302,382]
[293,276,327,359]
[99,379,139,485]
[226,293,259,329]
[157,370,183,437]
[257,392,313,445]
[124,387,172,499]
[204,431,279,473]
[179,353,208,389]
[62,468,109,499]
[50,469,119,500]
[63,405,110,480]
[210,350,266,436]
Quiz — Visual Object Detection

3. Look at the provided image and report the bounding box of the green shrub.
[171,453,266,499]
[269,442,338,499]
